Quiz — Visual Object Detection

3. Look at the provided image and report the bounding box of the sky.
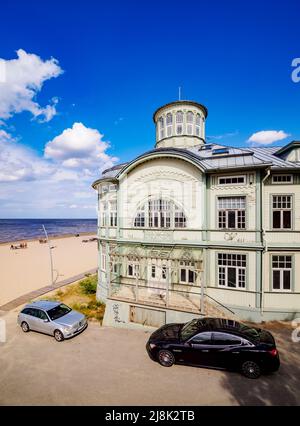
[0,0,300,218]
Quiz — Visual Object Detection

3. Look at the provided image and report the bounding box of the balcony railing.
[109,281,202,313]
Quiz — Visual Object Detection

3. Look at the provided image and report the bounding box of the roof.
[153,100,208,121]
[92,141,300,188]
[26,300,61,310]
[272,140,300,156]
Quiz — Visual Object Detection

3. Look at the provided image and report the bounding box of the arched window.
[195,114,201,137]
[176,111,183,123]
[187,111,194,135]
[166,113,172,137]
[166,113,172,125]
[176,111,183,135]
[134,205,145,227]
[133,199,187,228]
[159,116,165,139]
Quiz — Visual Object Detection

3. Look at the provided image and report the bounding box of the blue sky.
[0,0,300,218]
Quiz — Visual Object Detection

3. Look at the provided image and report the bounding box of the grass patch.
[79,275,97,294]
[39,274,105,323]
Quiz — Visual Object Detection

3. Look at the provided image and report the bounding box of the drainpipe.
[260,167,271,316]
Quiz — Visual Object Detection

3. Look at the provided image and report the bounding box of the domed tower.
[153,100,208,149]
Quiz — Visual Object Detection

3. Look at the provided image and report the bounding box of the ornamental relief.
[144,230,173,242]
[132,169,199,184]
[224,232,245,243]
[210,185,255,195]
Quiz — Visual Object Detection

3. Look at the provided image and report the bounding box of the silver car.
[17,300,88,342]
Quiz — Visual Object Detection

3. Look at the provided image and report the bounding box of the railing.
[204,293,236,316]
[110,282,202,313]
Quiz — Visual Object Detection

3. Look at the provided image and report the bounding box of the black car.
[146,317,280,379]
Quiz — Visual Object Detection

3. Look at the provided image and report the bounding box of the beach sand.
[0,235,98,306]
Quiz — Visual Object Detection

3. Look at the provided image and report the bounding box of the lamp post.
[42,224,54,287]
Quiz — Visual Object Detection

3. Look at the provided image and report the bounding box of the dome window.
[176,125,183,135]
[187,112,194,123]
[166,113,173,137]
[166,113,172,125]
[195,114,201,137]
[159,116,165,139]
[176,111,183,123]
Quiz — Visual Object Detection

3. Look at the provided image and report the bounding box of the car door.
[35,309,51,334]
[183,332,215,366]
[210,332,243,369]
[26,308,40,331]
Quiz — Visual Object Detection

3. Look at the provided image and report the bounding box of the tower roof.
[153,100,208,122]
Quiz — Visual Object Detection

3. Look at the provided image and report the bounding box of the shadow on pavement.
[220,327,300,405]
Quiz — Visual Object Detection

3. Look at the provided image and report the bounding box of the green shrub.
[79,275,97,295]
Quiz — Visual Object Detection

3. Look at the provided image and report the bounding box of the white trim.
[272,174,293,184]
[217,175,246,186]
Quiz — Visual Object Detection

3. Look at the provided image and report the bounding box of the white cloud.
[44,122,118,170]
[0,126,117,217]
[0,130,52,182]
[0,50,117,217]
[248,130,290,146]
[0,49,63,122]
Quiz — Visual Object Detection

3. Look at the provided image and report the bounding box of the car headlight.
[63,326,72,333]
[149,343,156,349]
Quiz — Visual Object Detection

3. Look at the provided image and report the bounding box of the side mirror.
[44,319,49,323]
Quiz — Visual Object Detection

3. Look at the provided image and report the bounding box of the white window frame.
[217,253,246,289]
[272,175,293,184]
[159,116,165,140]
[218,175,246,186]
[195,114,201,136]
[127,263,139,278]
[176,111,183,135]
[166,113,173,137]
[101,202,107,227]
[151,265,156,278]
[217,196,246,229]
[133,199,187,229]
[272,195,292,230]
[179,261,196,284]
[109,200,117,227]
[271,255,292,292]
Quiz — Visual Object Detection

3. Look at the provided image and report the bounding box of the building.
[92,99,300,328]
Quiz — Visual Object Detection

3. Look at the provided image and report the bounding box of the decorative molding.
[224,232,245,243]
[144,230,173,243]
[132,169,198,183]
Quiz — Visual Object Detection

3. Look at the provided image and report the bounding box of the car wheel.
[21,321,30,333]
[158,350,175,367]
[241,361,261,379]
[54,330,64,342]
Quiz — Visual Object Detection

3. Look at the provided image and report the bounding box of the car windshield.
[180,319,200,341]
[47,304,72,321]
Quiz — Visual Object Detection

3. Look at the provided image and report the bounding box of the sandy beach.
[0,235,98,306]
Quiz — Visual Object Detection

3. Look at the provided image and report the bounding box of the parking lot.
[0,309,300,406]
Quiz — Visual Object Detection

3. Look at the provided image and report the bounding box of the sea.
[0,219,97,243]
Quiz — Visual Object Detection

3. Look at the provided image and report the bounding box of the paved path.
[0,268,97,311]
